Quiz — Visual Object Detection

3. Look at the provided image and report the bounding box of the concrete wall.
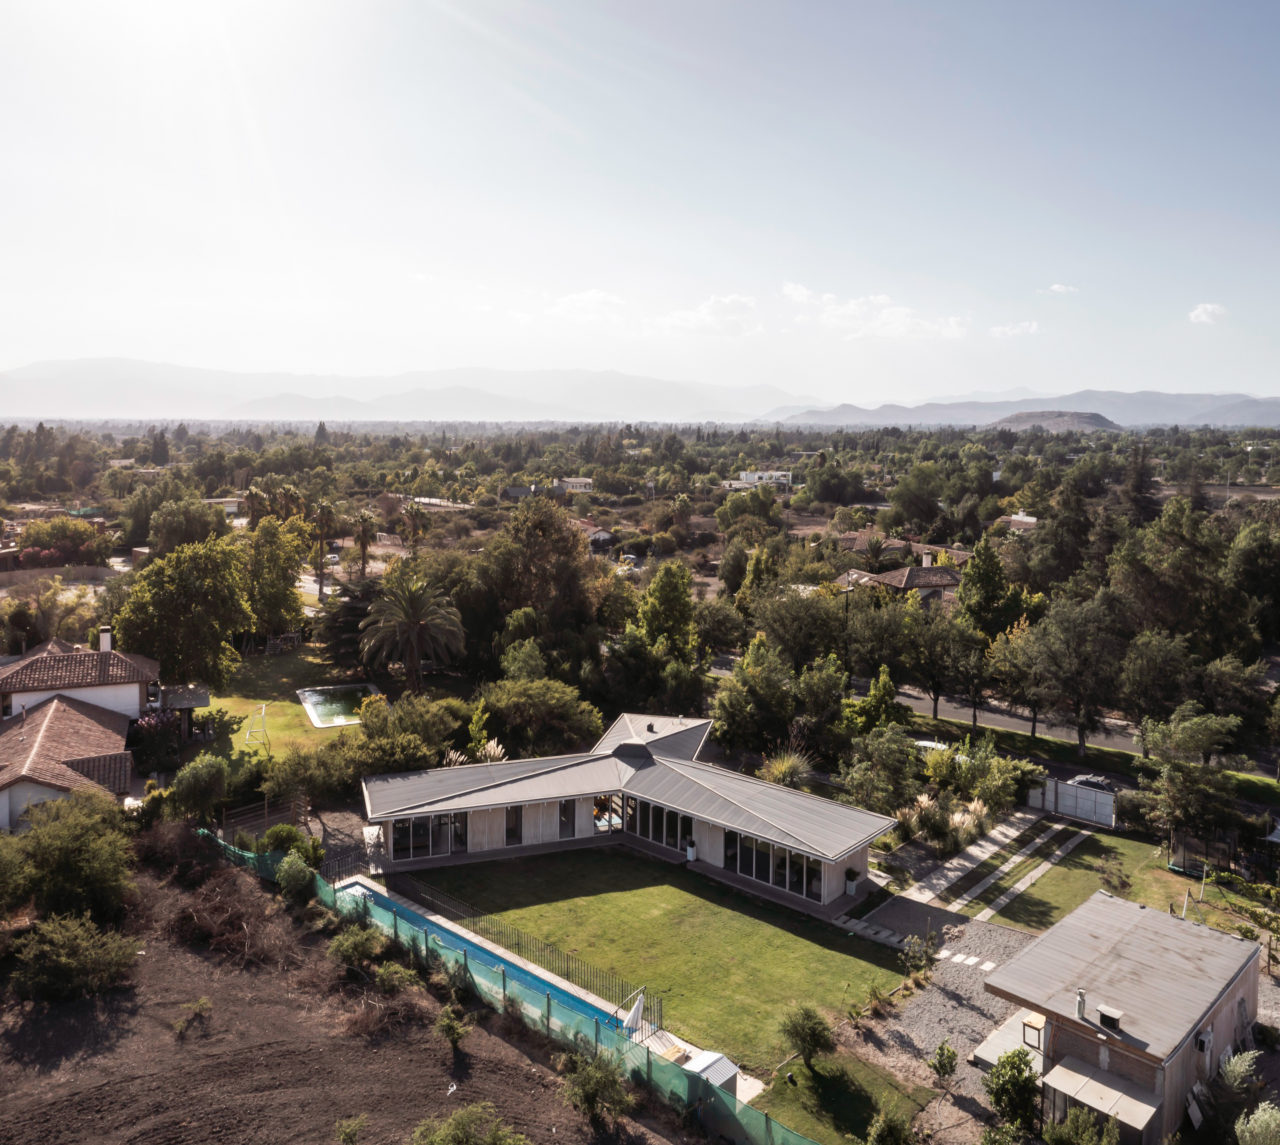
[6,682,144,720]
[693,820,724,867]
[468,807,506,852]
[523,801,559,846]
[575,796,594,837]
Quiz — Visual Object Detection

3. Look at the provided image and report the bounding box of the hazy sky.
[2,1,1277,406]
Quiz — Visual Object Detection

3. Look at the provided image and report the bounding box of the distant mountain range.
[2,359,1280,427]
[785,390,1280,428]
[0,359,820,424]
[988,410,1123,433]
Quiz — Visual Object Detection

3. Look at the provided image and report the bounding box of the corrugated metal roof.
[594,714,712,761]
[684,1051,738,1089]
[362,731,895,861]
[985,892,1259,1062]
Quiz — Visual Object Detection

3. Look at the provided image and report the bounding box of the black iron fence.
[406,877,663,1033]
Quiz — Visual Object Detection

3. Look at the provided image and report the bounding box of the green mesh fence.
[206,834,820,1145]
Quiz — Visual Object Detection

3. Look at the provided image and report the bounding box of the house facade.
[362,715,894,913]
[0,632,160,720]
[983,892,1260,1145]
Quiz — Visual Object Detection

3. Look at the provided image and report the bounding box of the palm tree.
[245,486,270,529]
[358,575,464,693]
[352,511,378,578]
[402,500,430,550]
[313,500,338,599]
[862,534,885,574]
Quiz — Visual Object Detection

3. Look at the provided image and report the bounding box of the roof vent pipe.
[1076,988,1086,1020]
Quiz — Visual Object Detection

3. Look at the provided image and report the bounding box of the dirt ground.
[0,874,686,1145]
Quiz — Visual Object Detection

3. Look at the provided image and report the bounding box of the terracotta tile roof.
[0,694,132,796]
[0,645,159,693]
[838,565,962,591]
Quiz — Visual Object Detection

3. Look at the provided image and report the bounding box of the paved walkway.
[948,820,1064,912]
[900,810,1044,903]
[975,829,1092,921]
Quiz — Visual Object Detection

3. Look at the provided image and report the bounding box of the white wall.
[575,796,594,837]
[693,821,725,866]
[468,808,506,852]
[1,780,66,830]
[8,682,142,719]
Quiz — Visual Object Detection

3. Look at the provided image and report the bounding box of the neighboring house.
[361,714,894,915]
[554,477,593,493]
[501,485,535,502]
[0,694,133,831]
[995,511,1039,533]
[722,471,793,492]
[837,557,961,604]
[980,892,1259,1145]
[0,631,160,721]
[837,530,973,568]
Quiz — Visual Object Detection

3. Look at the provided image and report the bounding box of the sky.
[1,0,1278,407]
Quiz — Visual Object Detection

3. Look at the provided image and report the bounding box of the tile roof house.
[0,694,133,830]
[362,714,894,917]
[837,558,962,604]
[0,630,160,721]
[981,892,1260,1145]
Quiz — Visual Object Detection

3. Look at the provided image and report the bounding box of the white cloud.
[662,293,761,336]
[989,320,1039,338]
[783,282,967,340]
[545,289,627,324]
[1039,283,1078,294]
[1189,302,1227,325]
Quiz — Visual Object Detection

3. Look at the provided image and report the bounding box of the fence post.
[545,992,551,1036]
[765,1112,773,1145]
[594,1017,599,1055]
[501,966,507,1002]
[646,1046,651,1086]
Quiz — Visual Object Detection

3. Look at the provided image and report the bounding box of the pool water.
[296,683,381,728]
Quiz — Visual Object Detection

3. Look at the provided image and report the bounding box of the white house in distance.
[361,715,895,915]
[553,477,593,494]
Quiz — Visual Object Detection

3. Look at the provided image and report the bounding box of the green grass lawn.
[954,823,1078,918]
[208,644,366,757]
[753,1054,935,1145]
[409,849,903,1074]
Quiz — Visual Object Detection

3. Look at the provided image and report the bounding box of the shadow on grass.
[1,988,140,1072]
[404,849,903,977]
[807,1060,880,1140]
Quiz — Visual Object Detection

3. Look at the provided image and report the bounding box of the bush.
[291,836,325,868]
[560,1051,634,1128]
[780,1005,836,1069]
[345,989,428,1038]
[276,851,315,906]
[410,1102,528,1145]
[172,996,213,1039]
[167,867,298,969]
[983,1048,1039,1131]
[375,961,420,995]
[21,791,134,923]
[435,1005,472,1053]
[1043,1107,1119,1145]
[10,914,138,1000]
[233,830,258,853]
[1237,1101,1280,1145]
[170,753,229,825]
[334,1114,368,1145]
[261,823,304,853]
[328,924,384,970]
[134,821,221,888]
[864,1112,912,1145]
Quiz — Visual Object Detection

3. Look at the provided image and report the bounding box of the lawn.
[208,644,367,757]
[983,829,1260,934]
[408,849,903,1074]
[753,1054,935,1145]
[954,823,1080,918]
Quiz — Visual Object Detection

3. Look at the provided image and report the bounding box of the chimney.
[1075,988,1086,1020]
[99,626,112,653]
[922,552,933,568]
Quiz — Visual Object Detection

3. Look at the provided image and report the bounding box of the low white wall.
[8,682,143,720]
[1,780,65,830]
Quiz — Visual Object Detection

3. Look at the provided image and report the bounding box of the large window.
[740,835,755,879]
[452,813,468,853]
[639,801,651,839]
[594,794,618,834]
[412,816,431,856]
[559,799,576,840]
[392,818,410,860]
[505,806,523,846]
[651,804,665,844]
[680,815,693,849]
[724,830,739,870]
[625,796,637,833]
[754,839,772,884]
[391,814,466,860]
[430,814,450,856]
[664,809,679,849]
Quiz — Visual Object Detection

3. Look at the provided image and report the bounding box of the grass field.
[409,849,903,1074]
[208,645,366,757]
[753,1053,935,1145]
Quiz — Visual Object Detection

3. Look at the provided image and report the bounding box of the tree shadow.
[994,891,1055,931]
[1,988,140,1072]
[805,1060,879,1140]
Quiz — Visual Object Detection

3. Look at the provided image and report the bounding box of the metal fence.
[1026,778,1116,828]
[405,877,662,1033]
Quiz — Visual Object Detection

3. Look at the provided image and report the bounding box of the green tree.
[956,536,1016,638]
[780,1004,836,1069]
[352,510,379,578]
[410,1103,528,1145]
[711,633,795,751]
[481,678,603,757]
[313,499,339,599]
[170,752,229,825]
[907,606,967,720]
[983,1047,1039,1130]
[10,913,139,1000]
[928,1038,958,1094]
[718,537,750,596]
[560,1052,635,1129]
[838,726,923,815]
[988,618,1052,739]
[636,561,695,661]
[693,596,746,662]
[148,498,230,556]
[1118,630,1193,753]
[19,791,134,923]
[359,570,464,693]
[1237,1101,1280,1145]
[842,664,912,735]
[241,515,308,637]
[115,537,253,689]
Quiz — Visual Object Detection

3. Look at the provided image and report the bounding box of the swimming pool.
[349,882,627,1032]
[296,683,381,728]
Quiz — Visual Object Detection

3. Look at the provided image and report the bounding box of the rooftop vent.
[1075,988,1086,1020]
[1098,1004,1124,1032]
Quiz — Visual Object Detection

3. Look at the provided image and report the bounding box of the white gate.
[1027,779,1115,828]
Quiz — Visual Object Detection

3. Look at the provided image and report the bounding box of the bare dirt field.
[0,874,685,1145]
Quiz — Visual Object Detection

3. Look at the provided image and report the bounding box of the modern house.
[0,694,133,830]
[0,631,160,720]
[362,714,894,914]
[721,470,793,491]
[981,892,1260,1145]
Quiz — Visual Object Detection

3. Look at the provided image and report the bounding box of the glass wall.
[389,814,467,861]
[559,799,575,840]
[505,806,523,846]
[720,829,823,903]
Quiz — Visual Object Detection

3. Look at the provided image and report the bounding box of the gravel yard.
[843,902,1036,1144]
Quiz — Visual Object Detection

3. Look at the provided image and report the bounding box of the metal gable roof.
[362,722,895,862]
[593,714,712,761]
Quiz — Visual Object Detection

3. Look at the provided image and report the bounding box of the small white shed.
[684,1050,740,1096]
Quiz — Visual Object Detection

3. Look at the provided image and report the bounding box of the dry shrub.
[135,822,223,888]
[166,867,300,969]
[345,987,430,1039]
